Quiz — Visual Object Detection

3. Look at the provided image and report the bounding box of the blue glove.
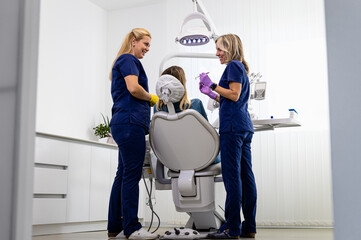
[199,83,217,99]
[199,73,213,87]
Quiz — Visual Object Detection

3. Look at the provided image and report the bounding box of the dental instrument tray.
[252,117,301,132]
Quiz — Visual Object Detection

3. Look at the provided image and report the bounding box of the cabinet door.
[33,167,68,194]
[110,149,118,191]
[35,137,68,166]
[89,147,111,221]
[33,199,67,225]
[66,142,91,222]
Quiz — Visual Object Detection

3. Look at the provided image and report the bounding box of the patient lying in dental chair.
[154,65,220,164]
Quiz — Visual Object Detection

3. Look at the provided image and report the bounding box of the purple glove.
[199,73,213,87]
[199,83,217,99]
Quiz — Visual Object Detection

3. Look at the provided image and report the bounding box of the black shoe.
[107,232,120,238]
[207,230,239,239]
[240,232,256,238]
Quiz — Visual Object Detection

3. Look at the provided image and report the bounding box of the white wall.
[0,0,18,233]
[36,0,108,140]
[105,0,332,226]
[0,0,39,239]
[106,0,168,108]
[325,0,361,239]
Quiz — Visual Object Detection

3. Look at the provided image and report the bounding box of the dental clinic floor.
[32,228,333,240]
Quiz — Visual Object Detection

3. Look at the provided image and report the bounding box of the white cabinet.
[89,147,111,221]
[34,137,68,166]
[33,133,118,226]
[66,142,92,222]
[33,137,69,225]
[32,134,146,228]
[33,168,68,194]
[33,199,67,225]
[110,149,118,191]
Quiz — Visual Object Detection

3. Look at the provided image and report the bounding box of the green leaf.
[94,113,111,138]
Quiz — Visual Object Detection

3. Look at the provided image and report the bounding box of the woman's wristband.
[210,83,217,91]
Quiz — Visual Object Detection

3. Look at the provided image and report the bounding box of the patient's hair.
[157,66,191,111]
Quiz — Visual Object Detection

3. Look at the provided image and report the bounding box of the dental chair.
[149,75,224,231]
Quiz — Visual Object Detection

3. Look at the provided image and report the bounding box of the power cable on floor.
[142,174,161,233]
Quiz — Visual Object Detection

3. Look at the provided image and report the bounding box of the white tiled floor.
[32,228,333,240]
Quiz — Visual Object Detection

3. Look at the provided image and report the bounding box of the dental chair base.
[162,227,205,240]
[168,164,224,230]
[185,211,223,231]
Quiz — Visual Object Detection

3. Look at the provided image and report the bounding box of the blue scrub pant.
[108,124,145,236]
[219,131,257,236]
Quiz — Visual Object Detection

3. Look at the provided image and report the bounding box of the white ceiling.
[88,0,160,11]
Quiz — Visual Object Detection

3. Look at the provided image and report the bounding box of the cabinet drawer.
[33,198,67,225]
[35,137,68,166]
[33,167,68,194]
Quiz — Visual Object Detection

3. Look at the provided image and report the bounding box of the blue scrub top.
[110,53,150,132]
[154,98,208,121]
[218,60,254,133]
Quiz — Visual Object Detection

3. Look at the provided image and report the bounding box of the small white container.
[289,109,298,118]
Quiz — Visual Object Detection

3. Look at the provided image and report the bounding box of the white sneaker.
[128,228,159,240]
[109,231,126,239]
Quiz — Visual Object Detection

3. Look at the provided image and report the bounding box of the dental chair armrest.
[178,170,197,197]
[168,163,222,178]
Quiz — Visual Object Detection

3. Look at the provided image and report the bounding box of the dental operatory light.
[175,0,218,46]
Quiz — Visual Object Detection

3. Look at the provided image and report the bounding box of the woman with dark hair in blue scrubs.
[107,28,159,240]
[199,34,257,239]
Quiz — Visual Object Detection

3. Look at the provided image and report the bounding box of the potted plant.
[93,114,115,144]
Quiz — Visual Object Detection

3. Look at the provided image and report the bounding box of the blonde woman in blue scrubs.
[108,28,159,239]
[199,34,257,239]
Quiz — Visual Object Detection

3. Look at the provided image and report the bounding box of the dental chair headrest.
[156,74,185,103]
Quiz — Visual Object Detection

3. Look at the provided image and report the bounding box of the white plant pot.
[98,137,108,143]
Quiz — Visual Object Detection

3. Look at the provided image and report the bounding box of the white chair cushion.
[150,109,219,172]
